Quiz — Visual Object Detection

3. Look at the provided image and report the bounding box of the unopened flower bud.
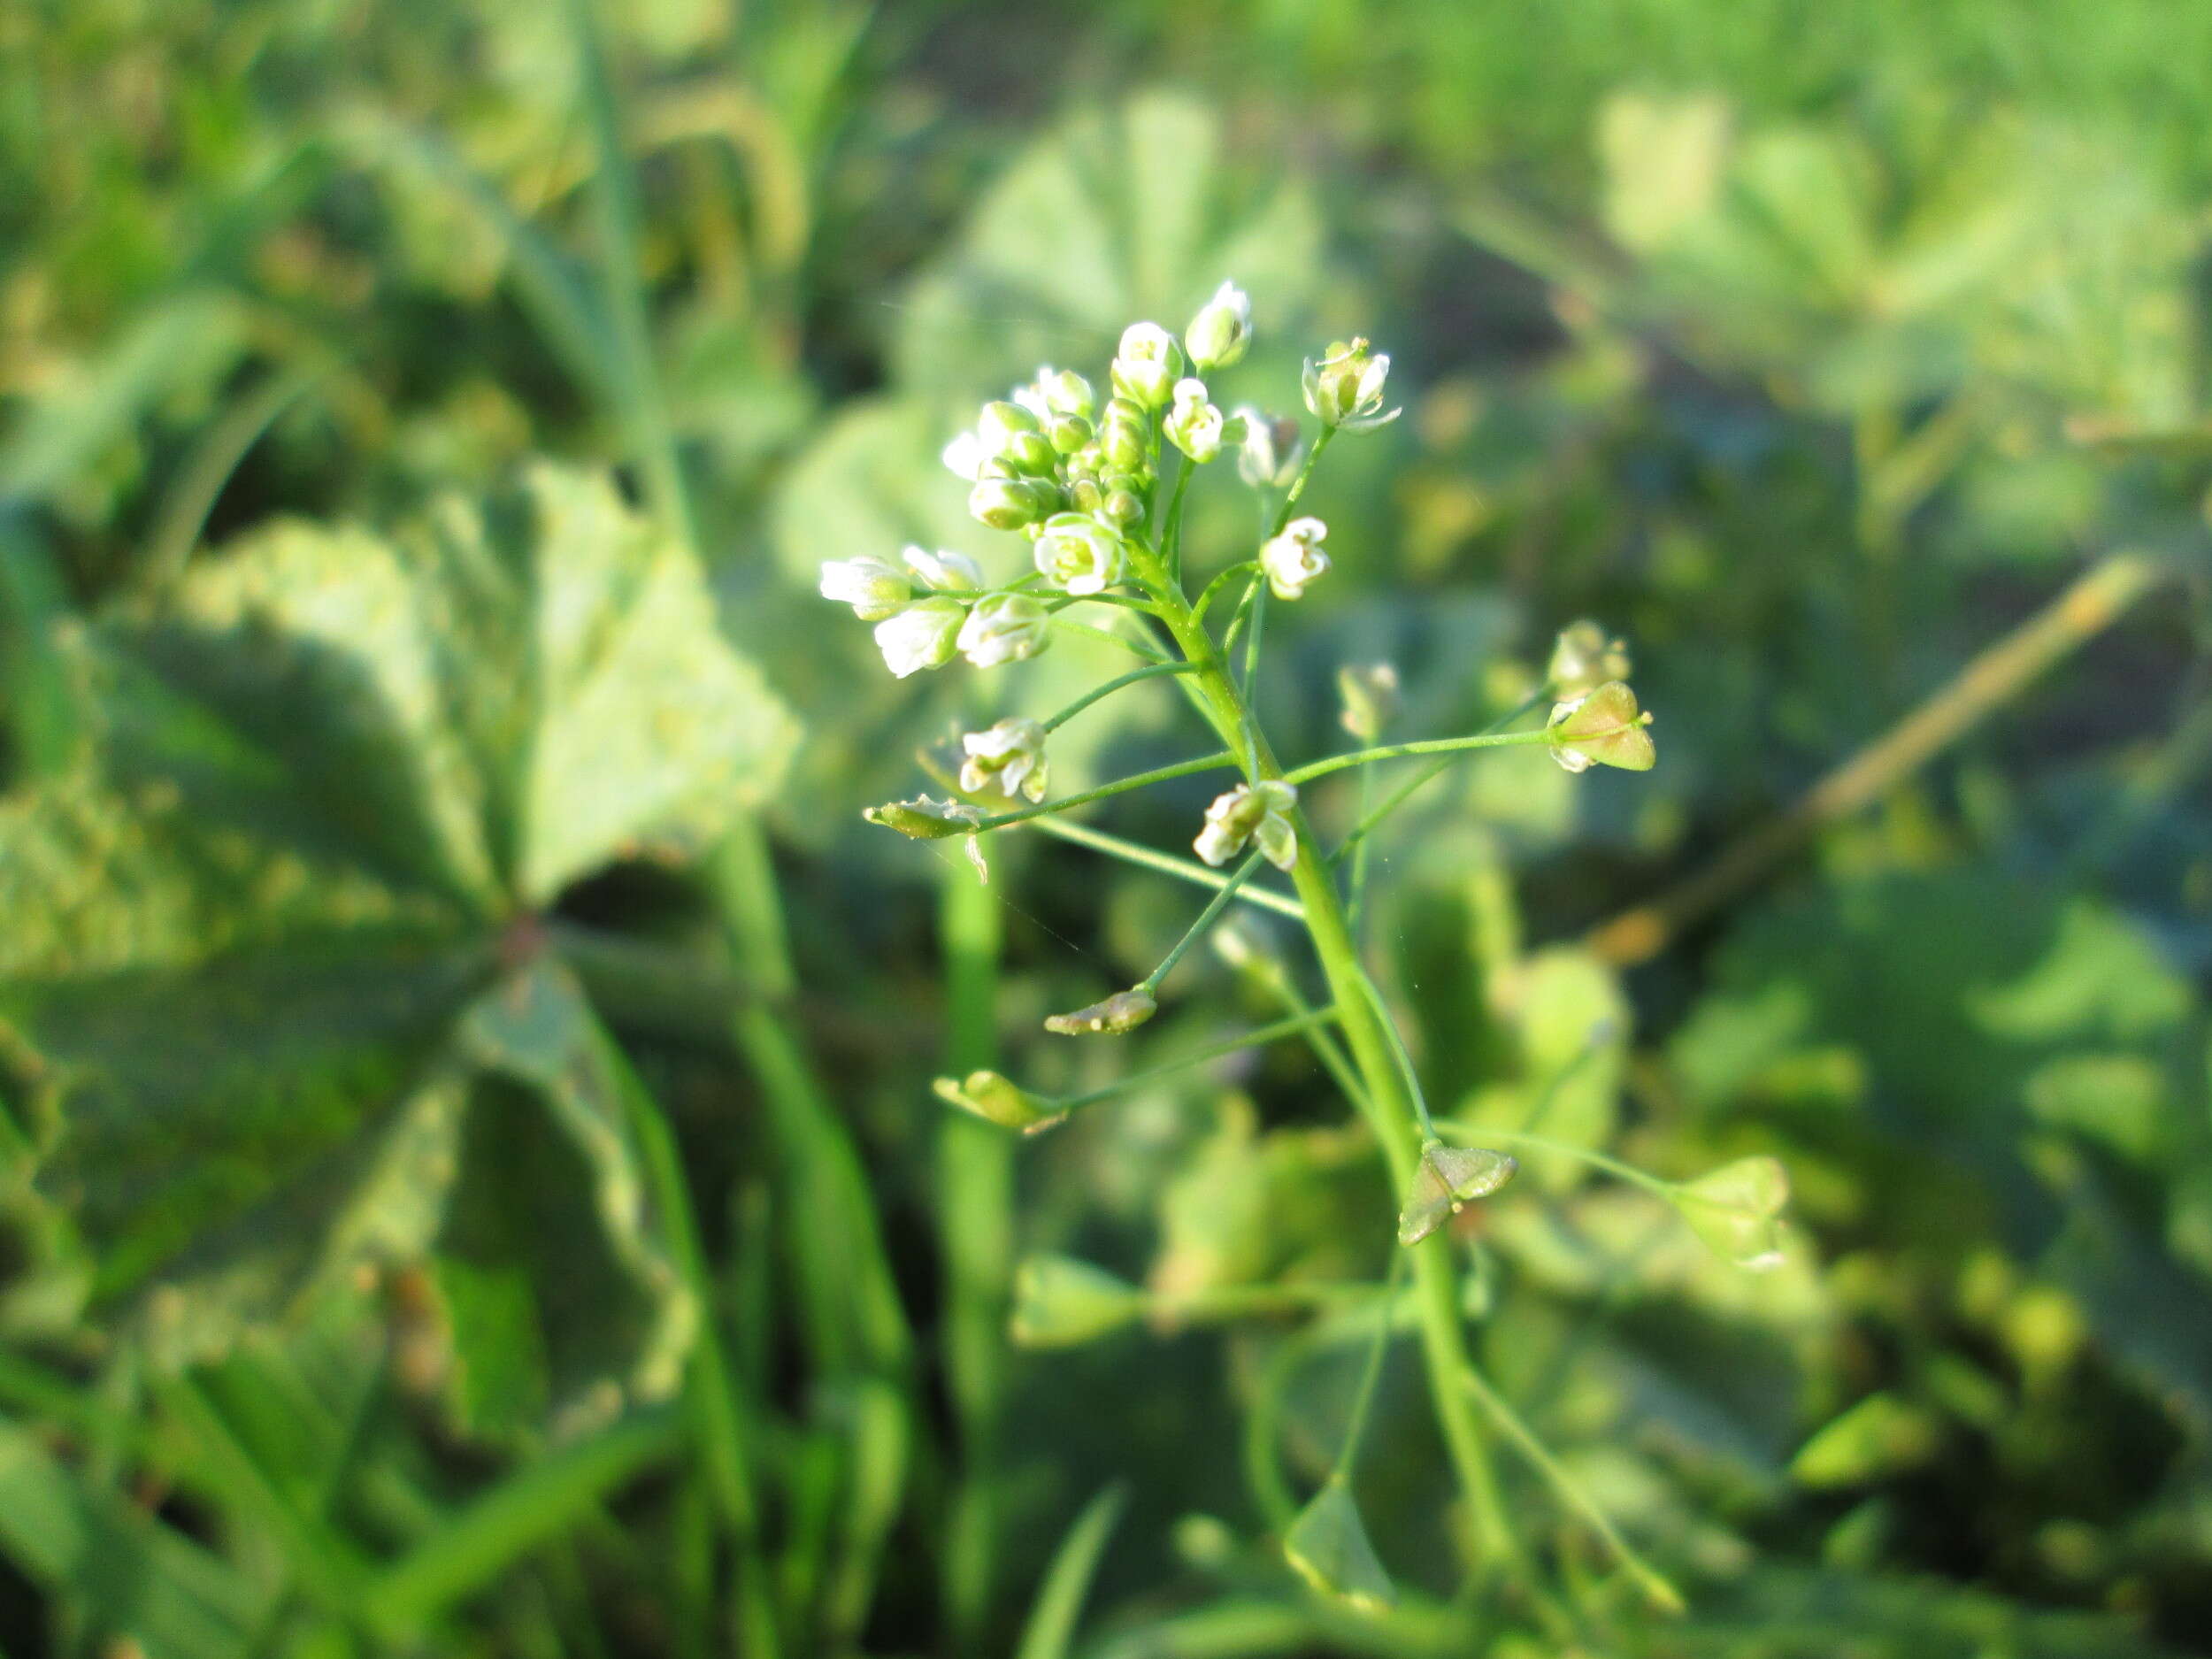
[872,596,966,677]
[968,476,1053,531]
[1164,378,1227,463]
[1396,1141,1518,1246]
[1302,337,1399,432]
[1024,366,1095,420]
[1185,280,1253,373]
[1259,516,1330,600]
[979,399,1041,448]
[1010,1255,1144,1344]
[1099,397,1149,472]
[1043,988,1157,1035]
[1194,779,1299,871]
[818,555,912,621]
[1337,662,1401,742]
[1111,321,1184,410]
[1547,680,1656,773]
[1001,428,1058,475]
[1548,620,1632,697]
[1069,475,1106,514]
[1033,511,1126,595]
[957,592,1050,668]
[1047,413,1094,454]
[1102,488,1145,527]
[864,794,987,839]
[902,545,983,593]
[960,717,1049,803]
[1234,406,1304,488]
[933,1070,1065,1133]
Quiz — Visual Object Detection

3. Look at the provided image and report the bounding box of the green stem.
[1348,766,1375,936]
[1136,852,1265,995]
[971,750,1238,833]
[1270,426,1333,536]
[1041,660,1197,733]
[1286,729,1552,787]
[1449,1125,1672,1198]
[1328,688,1550,866]
[1161,453,1194,586]
[1025,817,1307,920]
[1056,1008,1340,1111]
[939,864,1010,1651]
[1457,1369,1685,1613]
[1133,558,1518,1573]
[1048,614,1170,662]
[1189,560,1257,628]
[1330,1253,1408,1480]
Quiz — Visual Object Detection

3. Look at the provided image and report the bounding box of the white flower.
[1033,512,1125,595]
[1185,280,1252,373]
[902,546,983,593]
[942,431,986,480]
[957,593,1050,668]
[1301,338,1399,432]
[1194,780,1299,872]
[819,555,913,621]
[1259,517,1331,600]
[1235,406,1303,488]
[1110,321,1184,410]
[872,596,966,678]
[1164,378,1226,464]
[960,717,1049,802]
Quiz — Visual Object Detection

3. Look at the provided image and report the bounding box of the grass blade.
[1016,1482,1129,1659]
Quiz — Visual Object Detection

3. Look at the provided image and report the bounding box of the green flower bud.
[959,716,1049,802]
[1110,320,1185,409]
[1283,1480,1395,1614]
[1396,1141,1518,1246]
[1258,516,1330,600]
[968,475,1053,531]
[1099,396,1150,472]
[956,592,1050,668]
[1009,1254,1145,1346]
[818,555,912,621]
[1547,680,1656,773]
[1102,488,1145,528]
[1671,1155,1790,1270]
[1185,280,1253,373]
[933,1070,1066,1133]
[1068,475,1106,514]
[1047,413,1094,454]
[1043,987,1157,1035]
[1194,780,1298,871]
[1337,662,1401,742]
[871,597,967,677]
[1548,620,1632,698]
[1164,377,1227,463]
[1013,365,1096,422]
[979,398,1041,447]
[1301,337,1399,432]
[864,794,987,839]
[1033,511,1127,595]
[1001,428,1058,475]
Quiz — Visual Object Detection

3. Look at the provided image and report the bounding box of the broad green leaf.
[449,954,695,1432]
[891,90,1325,402]
[4,465,788,1391]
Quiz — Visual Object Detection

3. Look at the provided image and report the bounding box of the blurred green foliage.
[3,0,2211,1655]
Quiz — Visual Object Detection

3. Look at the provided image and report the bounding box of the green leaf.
[4,464,788,1391]
[1016,1481,1130,1659]
[448,954,695,1433]
[891,90,1325,402]
[1009,1255,1145,1348]
[0,1419,270,1659]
